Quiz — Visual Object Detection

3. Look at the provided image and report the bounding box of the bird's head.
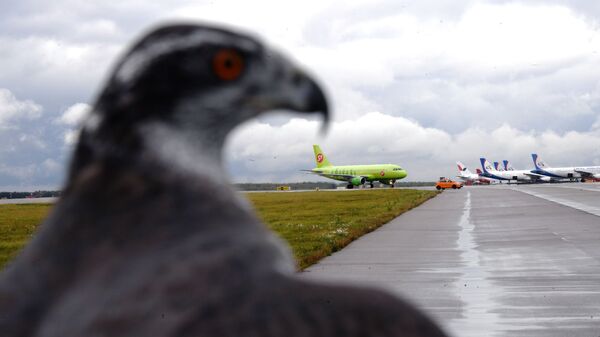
[86,23,328,163]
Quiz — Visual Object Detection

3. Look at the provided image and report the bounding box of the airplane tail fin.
[480,158,494,173]
[476,168,483,175]
[456,161,472,175]
[503,160,514,171]
[493,161,504,171]
[532,153,548,170]
[313,145,332,168]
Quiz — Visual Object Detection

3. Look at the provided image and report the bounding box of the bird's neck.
[139,121,228,179]
[68,120,232,188]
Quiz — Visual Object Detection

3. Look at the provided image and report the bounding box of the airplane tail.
[476,168,483,175]
[313,145,332,168]
[456,161,472,175]
[493,161,504,171]
[503,160,514,171]
[480,158,494,173]
[532,153,548,170]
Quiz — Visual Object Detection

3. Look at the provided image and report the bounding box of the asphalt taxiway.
[0,197,58,204]
[304,184,600,337]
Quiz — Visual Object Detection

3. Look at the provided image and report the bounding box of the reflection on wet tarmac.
[448,192,502,336]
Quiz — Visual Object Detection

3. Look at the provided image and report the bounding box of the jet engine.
[350,176,366,186]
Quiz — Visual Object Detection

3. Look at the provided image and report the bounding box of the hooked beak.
[302,74,329,134]
[262,52,330,133]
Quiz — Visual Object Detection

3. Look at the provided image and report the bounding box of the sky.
[1,0,600,189]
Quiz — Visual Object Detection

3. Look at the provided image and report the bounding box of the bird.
[0,23,449,337]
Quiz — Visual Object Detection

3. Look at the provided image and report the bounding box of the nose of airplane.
[399,169,408,179]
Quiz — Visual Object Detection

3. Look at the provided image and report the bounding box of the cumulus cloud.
[169,1,600,132]
[1,0,600,188]
[57,102,91,126]
[226,111,600,182]
[56,103,91,145]
[0,88,42,126]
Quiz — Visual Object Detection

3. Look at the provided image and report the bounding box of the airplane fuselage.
[533,167,581,179]
[480,158,549,183]
[458,173,492,184]
[532,154,600,181]
[308,145,407,187]
[312,164,407,184]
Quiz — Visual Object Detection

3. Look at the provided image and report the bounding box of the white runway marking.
[514,187,600,217]
[537,184,600,193]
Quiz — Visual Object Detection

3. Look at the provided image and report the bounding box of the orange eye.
[212,49,244,81]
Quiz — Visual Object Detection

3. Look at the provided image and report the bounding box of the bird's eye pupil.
[213,49,244,81]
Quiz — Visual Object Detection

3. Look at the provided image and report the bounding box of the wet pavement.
[303,184,600,337]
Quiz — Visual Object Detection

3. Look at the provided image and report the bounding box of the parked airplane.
[502,160,515,171]
[305,145,407,188]
[480,158,550,183]
[479,158,511,181]
[531,154,600,182]
[456,161,492,184]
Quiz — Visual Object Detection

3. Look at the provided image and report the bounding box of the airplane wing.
[523,172,553,181]
[574,169,596,177]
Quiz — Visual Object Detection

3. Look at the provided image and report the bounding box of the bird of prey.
[0,24,448,337]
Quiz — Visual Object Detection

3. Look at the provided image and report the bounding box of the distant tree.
[0,191,61,199]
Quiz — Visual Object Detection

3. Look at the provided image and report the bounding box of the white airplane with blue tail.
[531,154,600,182]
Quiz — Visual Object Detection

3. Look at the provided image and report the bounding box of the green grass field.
[246,189,437,269]
[0,189,437,270]
[0,204,54,269]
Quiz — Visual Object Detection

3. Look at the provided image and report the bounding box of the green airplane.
[306,145,408,189]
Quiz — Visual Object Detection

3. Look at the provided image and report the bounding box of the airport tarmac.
[304,184,600,337]
[0,197,57,204]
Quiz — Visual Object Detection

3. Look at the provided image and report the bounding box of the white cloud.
[58,103,91,126]
[168,1,600,132]
[57,102,91,145]
[226,111,600,182]
[0,88,42,126]
[2,0,600,189]
[63,130,80,146]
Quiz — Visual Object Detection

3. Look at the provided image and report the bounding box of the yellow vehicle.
[435,177,463,190]
[276,186,291,191]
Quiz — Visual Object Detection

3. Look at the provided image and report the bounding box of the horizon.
[1,1,600,189]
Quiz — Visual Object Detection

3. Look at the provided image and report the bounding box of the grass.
[246,189,438,269]
[0,189,437,270]
[0,204,53,268]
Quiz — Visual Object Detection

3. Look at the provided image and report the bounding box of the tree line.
[0,181,435,197]
[0,191,61,199]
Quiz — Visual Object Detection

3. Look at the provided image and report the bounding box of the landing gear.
[370,182,374,188]
[346,184,354,189]
[390,180,396,188]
